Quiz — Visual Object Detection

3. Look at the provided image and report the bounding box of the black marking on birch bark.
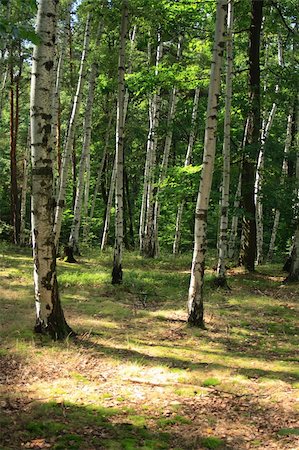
[32,167,52,176]
[195,211,207,221]
[44,61,54,71]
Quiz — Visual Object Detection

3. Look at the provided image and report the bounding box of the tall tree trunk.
[20,128,30,246]
[86,107,113,239]
[68,22,103,256]
[173,87,200,255]
[112,0,128,284]
[30,0,72,339]
[9,45,22,245]
[228,167,242,259]
[240,0,263,272]
[54,14,91,247]
[101,157,117,251]
[139,33,163,255]
[99,25,135,251]
[188,0,227,327]
[255,37,282,265]
[216,0,234,284]
[267,109,293,261]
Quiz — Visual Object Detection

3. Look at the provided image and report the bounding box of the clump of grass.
[277,428,299,436]
[157,415,192,428]
[199,436,225,449]
[202,377,220,387]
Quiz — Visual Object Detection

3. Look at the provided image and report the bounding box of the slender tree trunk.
[54,15,91,247]
[101,157,117,250]
[240,0,263,272]
[9,47,21,245]
[99,25,135,251]
[88,109,113,230]
[140,33,163,255]
[173,87,200,255]
[216,0,234,284]
[255,37,282,265]
[112,0,128,284]
[20,128,30,246]
[267,109,293,261]
[228,168,242,259]
[68,22,103,256]
[30,0,73,339]
[188,0,227,327]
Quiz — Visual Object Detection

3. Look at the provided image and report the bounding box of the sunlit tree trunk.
[30,0,72,339]
[54,14,91,248]
[112,0,128,284]
[151,37,182,256]
[139,33,162,255]
[100,26,135,251]
[216,0,234,284]
[68,22,103,257]
[240,0,263,272]
[255,37,282,265]
[188,0,227,327]
[173,87,200,255]
[267,109,293,261]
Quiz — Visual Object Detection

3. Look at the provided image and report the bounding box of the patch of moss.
[202,377,220,387]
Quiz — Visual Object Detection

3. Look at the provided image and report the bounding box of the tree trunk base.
[213,276,231,290]
[64,245,77,263]
[187,305,205,328]
[283,256,292,272]
[112,263,123,284]
[283,271,299,283]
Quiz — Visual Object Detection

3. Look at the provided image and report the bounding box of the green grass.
[0,244,298,449]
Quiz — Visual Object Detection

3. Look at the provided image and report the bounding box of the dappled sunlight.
[1,246,298,449]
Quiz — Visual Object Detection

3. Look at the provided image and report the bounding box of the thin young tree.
[216,0,234,285]
[188,0,227,327]
[54,14,91,248]
[30,0,72,339]
[173,87,200,256]
[112,0,128,284]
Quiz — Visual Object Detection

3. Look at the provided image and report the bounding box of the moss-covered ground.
[0,244,298,449]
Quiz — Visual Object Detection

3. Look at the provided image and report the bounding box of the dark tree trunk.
[10,53,21,245]
[240,0,263,272]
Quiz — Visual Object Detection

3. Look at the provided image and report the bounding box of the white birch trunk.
[68,22,103,254]
[216,0,234,282]
[267,110,293,261]
[173,87,200,255]
[100,26,135,251]
[53,14,91,247]
[112,0,128,284]
[188,0,227,326]
[140,33,163,255]
[30,0,72,339]
[255,36,282,265]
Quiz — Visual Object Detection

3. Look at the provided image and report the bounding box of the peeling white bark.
[188,0,227,326]
[216,0,234,281]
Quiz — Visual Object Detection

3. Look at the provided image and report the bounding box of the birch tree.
[30,0,72,339]
[68,22,103,257]
[188,0,227,327]
[139,32,163,255]
[112,0,128,284]
[216,0,234,284]
[54,14,91,248]
[173,87,200,256]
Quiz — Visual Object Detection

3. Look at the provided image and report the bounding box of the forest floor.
[0,244,298,450]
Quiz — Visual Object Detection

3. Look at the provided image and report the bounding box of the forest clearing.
[0,245,298,449]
